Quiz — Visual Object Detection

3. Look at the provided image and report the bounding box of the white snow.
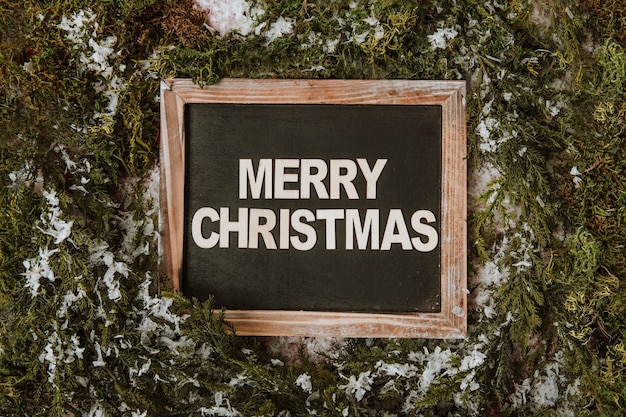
[8,161,34,191]
[263,16,294,43]
[458,347,486,372]
[476,117,501,152]
[325,38,340,53]
[38,328,85,387]
[57,9,97,45]
[57,287,87,318]
[264,337,346,364]
[23,247,58,298]
[193,0,264,36]
[87,403,107,417]
[545,99,562,117]
[199,392,240,417]
[340,371,373,401]
[82,36,118,78]
[375,361,418,378]
[38,189,73,245]
[427,27,458,50]
[416,346,452,393]
[295,373,313,393]
[92,341,106,367]
[570,166,583,188]
[58,8,126,127]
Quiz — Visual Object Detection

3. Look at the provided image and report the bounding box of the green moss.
[2,0,626,414]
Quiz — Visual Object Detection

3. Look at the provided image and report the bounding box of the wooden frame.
[160,78,466,338]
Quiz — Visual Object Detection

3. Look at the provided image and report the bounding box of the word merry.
[239,158,387,200]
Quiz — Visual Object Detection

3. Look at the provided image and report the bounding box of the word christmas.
[191,159,439,252]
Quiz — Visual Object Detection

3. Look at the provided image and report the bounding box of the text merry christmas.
[191,158,439,252]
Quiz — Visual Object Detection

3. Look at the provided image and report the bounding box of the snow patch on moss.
[193,0,264,36]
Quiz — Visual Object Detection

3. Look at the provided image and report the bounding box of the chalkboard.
[184,104,442,312]
[160,79,466,337]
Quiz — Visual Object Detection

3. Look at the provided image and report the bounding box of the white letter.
[279,209,290,249]
[316,209,344,250]
[274,159,300,199]
[301,159,329,199]
[191,207,220,248]
[239,159,272,199]
[411,210,439,252]
[345,209,379,250]
[219,207,249,248]
[330,160,359,199]
[249,209,277,249]
[290,209,317,251]
[357,158,387,199]
[381,209,413,250]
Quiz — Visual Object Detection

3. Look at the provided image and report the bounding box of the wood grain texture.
[160,78,466,338]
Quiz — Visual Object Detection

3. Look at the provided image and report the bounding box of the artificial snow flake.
[417,346,452,393]
[57,287,87,317]
[92,341,106,367]
[39,330,61,386]
[459,347,486,372]
[87,403,107,417]
[352,30,369,44]
[263,16,294,44]
[38,328,85,388]
[305,65,327,72]
[66,334,85,362]
[363,16,379,26]
[8,161,34,191]
[137,358,151,376]
[82,36,118,78]
[89,242,128,302]
[324,38,340,54]
[45,217,73,245]
[459,370,480,392]
[341,371,373,402]
[545,99,563,117]
[509,223,537,272]
[38,189,73,245]
[160,335,195,356]
[375,361,418,378]
[58,8,126,126]
[137,275,180,325]
[476,117,501,153]
[23,247,59,298]
[531,372,559,408]
[102,257,127,302]
[198,392,240,416]
[270,358,284,367]
[570,166,583,188]
[194,0,264,36]
[295,373,313,393]
[427,27,458,50]
[57,9,97,44]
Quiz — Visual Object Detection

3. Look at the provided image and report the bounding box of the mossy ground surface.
[1,0,626,415]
